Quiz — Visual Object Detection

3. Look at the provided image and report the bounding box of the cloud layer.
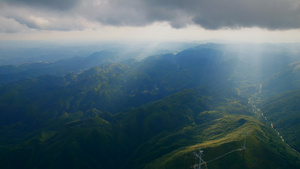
[1,0,300,32]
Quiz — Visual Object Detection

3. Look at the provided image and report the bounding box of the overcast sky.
[1,0,300,42]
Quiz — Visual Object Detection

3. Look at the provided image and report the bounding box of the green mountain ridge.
[1,87,299,169]
[259,89,300,152]
[262,61,300,96]
[0,43,300,168]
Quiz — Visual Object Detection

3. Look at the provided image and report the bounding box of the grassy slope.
[260,89,300,152]
[1,87,299,169]
[144,116,300,169]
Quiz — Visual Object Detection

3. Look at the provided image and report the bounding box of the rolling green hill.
[0,87,299,169]
[0,44,300,169]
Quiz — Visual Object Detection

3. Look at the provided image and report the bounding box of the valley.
[0,43,299,169]
[248,87,298,154]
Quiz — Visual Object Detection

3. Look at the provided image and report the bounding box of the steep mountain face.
[257,60,300,154]
[0,43,300,169]
[259,90,300,152]
[262,61,300,96]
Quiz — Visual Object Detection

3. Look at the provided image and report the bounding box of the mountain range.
[0,43,299,169]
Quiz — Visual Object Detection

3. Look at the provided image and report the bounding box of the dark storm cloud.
[0,0,300,32]
[144,0,300,30]
[86,0,300,30]
[190,0,300,30]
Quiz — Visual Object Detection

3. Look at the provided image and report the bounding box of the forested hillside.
[0,43,299,169]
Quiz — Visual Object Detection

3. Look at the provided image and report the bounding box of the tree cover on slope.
[0,43,299,168]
